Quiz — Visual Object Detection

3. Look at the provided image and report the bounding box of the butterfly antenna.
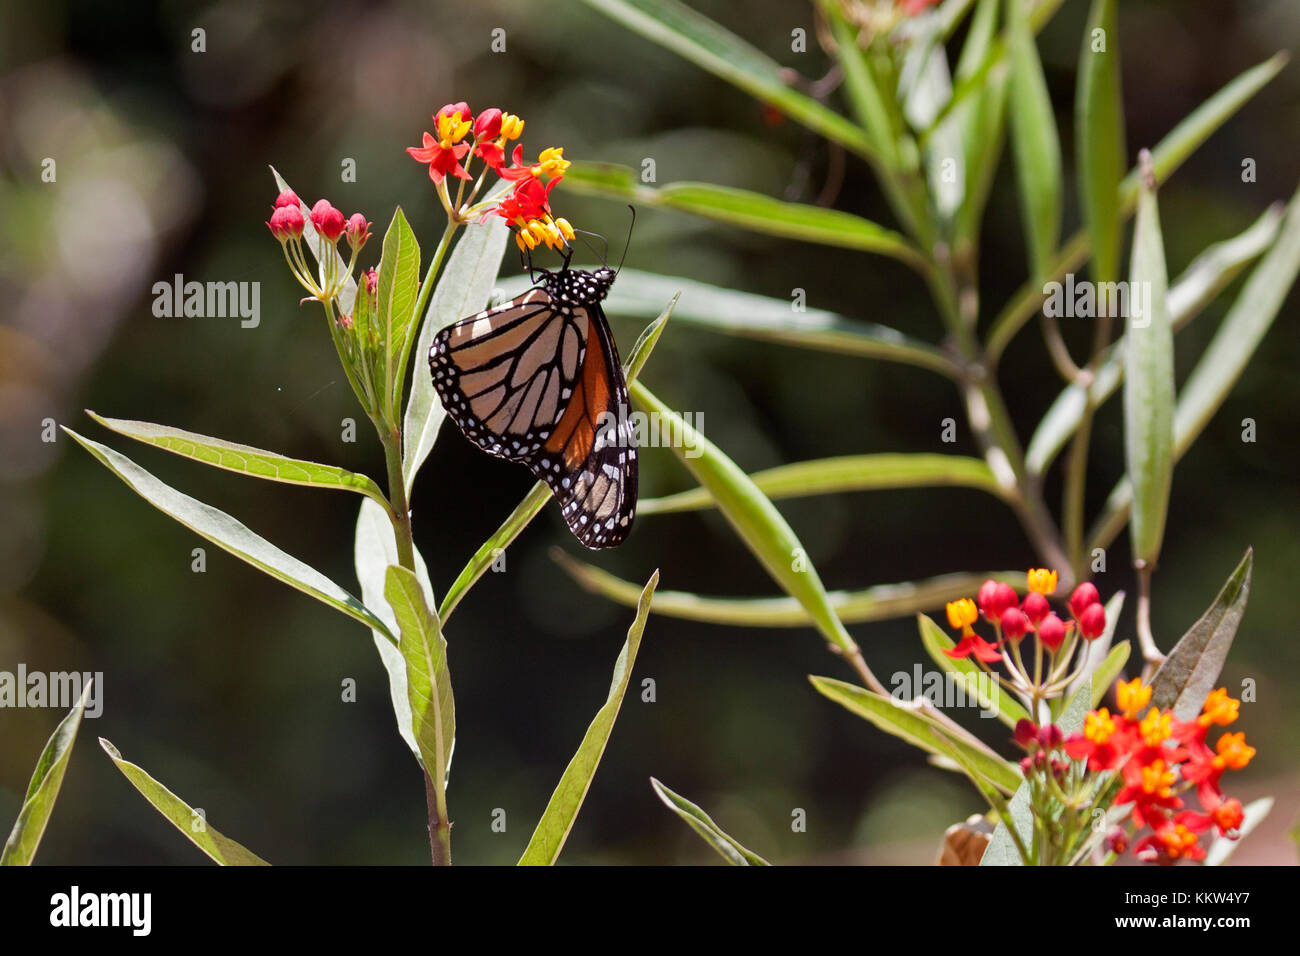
[615,205,636,276]
[572,228,608,267]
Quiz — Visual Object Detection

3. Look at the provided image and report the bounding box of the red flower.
[310,200,346,241]
[407,131,472,184]
[474,107,502,141]
[266,204,304,241]
[1134,822,1205,865]
[1022,591,1050,625]
[1078,603,1107,639]
[1036,613,1070,651]
[493,175,561,226]
[344,213,372,249]
[943,632,1002,663]
[1068,582,1099,617]
[978,580,1018,622]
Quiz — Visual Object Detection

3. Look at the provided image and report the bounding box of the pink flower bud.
[273,189,300,209]
[978,580,1019,621]
[1013,719,1038,748]
[344,213,372,249]
[1000,607,1029,640]
[363,268,378,296]
[266,204,304,240]
[1037,724,1064,749]
[1036,612,1070,651]
[310,199,346,241]
[1022,591,1050,625]
[474,107,502,141]
[1079,603,1107,640]
[1069,582,1100,617]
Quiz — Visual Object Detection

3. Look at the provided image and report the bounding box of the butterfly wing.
[429,285,637,549]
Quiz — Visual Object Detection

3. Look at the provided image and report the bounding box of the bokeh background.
[1,0,1297,865]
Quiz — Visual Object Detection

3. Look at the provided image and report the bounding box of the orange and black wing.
[430,287,637,549]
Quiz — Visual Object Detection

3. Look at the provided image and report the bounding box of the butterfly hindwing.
[429,266,637,549]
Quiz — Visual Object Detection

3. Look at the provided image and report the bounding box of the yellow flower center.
[1083,708,1116,745]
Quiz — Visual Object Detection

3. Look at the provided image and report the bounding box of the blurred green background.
[1,0,1297,865]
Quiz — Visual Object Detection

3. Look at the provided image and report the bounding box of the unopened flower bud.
[310,199,346,241]
[1069,582,1100,617]
[1000,607,1029,640]
[1079,603,1107,640]
[273,189,300,209]
[474,107,502,141]
[345,213,372,250]
[1036,613,1070,651]
[266,204,305,241]
[1022,591,1050,625]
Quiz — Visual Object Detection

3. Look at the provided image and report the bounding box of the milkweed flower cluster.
[265,189,371,304]
[406,101,576,254]
[944,569,1107,715]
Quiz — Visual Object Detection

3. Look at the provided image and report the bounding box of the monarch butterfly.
[429,258,637,549]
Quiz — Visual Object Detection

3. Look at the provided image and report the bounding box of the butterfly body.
[430,265,637,549]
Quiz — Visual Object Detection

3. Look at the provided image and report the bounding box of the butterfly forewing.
[429,266,637,549]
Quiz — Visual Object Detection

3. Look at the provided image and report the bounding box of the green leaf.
[986,53,1288,361]
[649,777,770,865]
[402,217,509,496]
[1,681,93,865]
[953,0,1009,248]
[98,738,269,866]
[632,381,855,656]
[917,613,1030,728]
[1026,205,1285,477]
[438,306,672,624]
[86,412,391,513]
[1150,549,1252,721]
[578,0,882,164]
[519,571,658,865]
[1122,157,1175,566]
[820,3,903,169]
[979,677,1092,865]
[1006,0,1062,277]
[355,499,437,763]
[1205,796,1272,866]
[1067,640,1129,716]
[809,676,1021,793]
[564,165,927,270]
[385,566,456,806]
[1075,0,1126,285]
[66,428,393,640]
[554,551,1020,628]
[375,207,421,418]
[1090,184,1300,551]
[640,453,1009,515]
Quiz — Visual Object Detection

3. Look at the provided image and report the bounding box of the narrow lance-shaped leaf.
[577,0,882,163]
[438,302,674,624]
[98,738,269,866]
[355,498,438,763]
[496,267,961,378]
[953,0,1009,248]
[1089,181,1300,552]
[1150,549,1252,721]
[555,551,1021,628]
[1006,0,1062,277]
[650,777,770,866]
[632,381,857,657]
[563,165,927,271]
[809,677,1021,793]
[402,217,509,495]
[639,453,1009,515]
[986,53,1288,361]
[67,428,394,640]
[519,571,658,865]
[375,207,421,419]
[1122,152,1175,567]
[1,681,93,866]
[1076,0,1126,285]
[87,412,391,514]
[1026,204,1285,477]
[385,565,456,815]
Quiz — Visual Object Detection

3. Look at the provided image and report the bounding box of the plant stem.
[424,768,452,866]
[1134,562,1164,676]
